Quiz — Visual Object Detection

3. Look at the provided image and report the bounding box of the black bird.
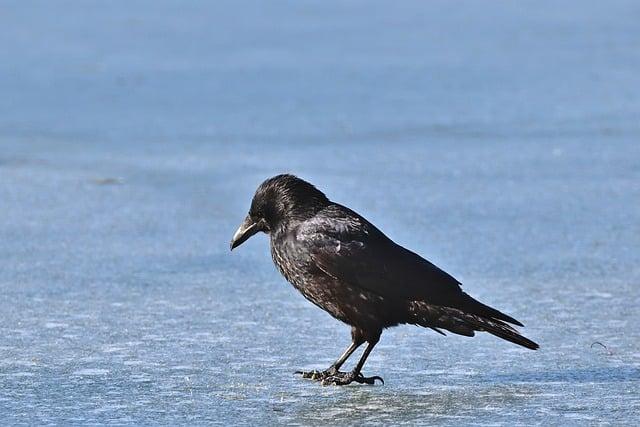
[230,174,538,385]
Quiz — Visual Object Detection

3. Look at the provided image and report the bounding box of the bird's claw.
[320,371,384,386]
[295,369,322,380]
[294,368,337,381]
[355,373,384,385]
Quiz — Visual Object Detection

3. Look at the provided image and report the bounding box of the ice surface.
[1,0,639,425]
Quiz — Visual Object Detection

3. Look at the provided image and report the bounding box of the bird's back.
[272,202,526,329]
[268,207,407,329]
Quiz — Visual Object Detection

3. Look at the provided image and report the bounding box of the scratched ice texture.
[0,1,639,425]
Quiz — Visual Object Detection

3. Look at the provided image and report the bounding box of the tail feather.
[454,309,539,350]
[458,292,524,327]
[409,301,539,350]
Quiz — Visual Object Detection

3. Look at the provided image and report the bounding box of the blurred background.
[1,1,639,425]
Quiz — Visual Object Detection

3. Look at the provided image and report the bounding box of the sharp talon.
[352,373,384,385]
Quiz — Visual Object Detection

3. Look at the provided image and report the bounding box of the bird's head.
[230,174,329,250]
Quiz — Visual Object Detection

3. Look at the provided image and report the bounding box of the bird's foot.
[320,371,384,386]
[294,367,338,381]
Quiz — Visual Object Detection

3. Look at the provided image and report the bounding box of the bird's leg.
[321,340,384,386]
[295,340,362,381]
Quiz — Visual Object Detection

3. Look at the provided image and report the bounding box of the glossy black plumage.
[231,174,538,385]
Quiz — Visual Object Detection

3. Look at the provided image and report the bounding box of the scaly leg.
[321,340,384,386]
[295,340,362,380]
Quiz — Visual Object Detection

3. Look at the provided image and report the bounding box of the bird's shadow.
[275,366,638,425]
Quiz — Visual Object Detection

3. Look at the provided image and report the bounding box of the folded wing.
[300,204,523,326]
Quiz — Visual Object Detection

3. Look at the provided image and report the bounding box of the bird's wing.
[299,205,523,326]
[299,206,465,307]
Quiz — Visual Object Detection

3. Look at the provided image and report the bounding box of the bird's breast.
[269,233,312,288]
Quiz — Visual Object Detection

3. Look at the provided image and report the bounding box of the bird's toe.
[321,371,376,386]
[295,368,339,381]
[318,371,384,386]
[353,373,384,385]
[295,369,323,380]
[321,374,352,386]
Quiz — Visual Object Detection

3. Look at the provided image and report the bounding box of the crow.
[230,174,538,385]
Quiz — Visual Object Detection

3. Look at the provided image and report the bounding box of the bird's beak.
[230,215,259,251]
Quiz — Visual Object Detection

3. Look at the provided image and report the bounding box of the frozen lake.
[1,1,639,425]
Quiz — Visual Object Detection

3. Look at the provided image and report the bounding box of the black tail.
[409,302,539,350]
[454,309,539,350]
[458,292,524,326]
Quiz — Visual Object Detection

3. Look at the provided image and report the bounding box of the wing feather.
[300,205,464,305]
[300,204,523,326]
